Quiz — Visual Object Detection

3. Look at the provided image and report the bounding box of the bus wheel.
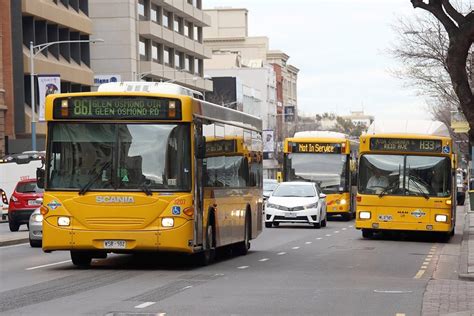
[342,213,352,221]
[437,232,451,243]
[265,222,272,228]
[362,229,373,239]
[235,213,250,256]
[197,223,216,266]
[71,251,92,268]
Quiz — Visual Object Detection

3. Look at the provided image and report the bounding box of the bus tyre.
[198,223,216,266]
[71,251,92,268]
[8,220,19,232]
[342,213,352,221]
[265,222,272,228]
[362,229,373,239]
[235,213,251,256]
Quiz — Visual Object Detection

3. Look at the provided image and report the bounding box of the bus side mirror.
[196,136,206,159]
[36,168,45,189]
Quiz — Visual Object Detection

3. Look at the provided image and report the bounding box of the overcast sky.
[204,0,432,121]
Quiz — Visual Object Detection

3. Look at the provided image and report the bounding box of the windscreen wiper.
[409,178,430,200]
[79,161,112,195]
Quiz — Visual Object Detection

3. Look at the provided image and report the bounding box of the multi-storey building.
[90,0,212,92]
[5,0,94,153]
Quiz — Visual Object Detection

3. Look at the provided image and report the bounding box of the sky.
[203,0,431,121]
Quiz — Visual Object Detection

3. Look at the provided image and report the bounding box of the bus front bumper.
[42,220,195,254]
[355,219,452,233]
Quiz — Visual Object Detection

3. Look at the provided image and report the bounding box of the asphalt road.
[0,211,462,316]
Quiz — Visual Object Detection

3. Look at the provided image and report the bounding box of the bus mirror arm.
[36,168,45,189]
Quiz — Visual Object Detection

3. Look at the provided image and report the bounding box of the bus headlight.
[340,199,347,205]
[359,211,371,219]
[435,214,448,222]
[162,217,174,227]
[57,217,70,226]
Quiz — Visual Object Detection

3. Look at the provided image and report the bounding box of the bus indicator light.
[183,207,194,217]
[61,99,69,117]
[169,101,176,118]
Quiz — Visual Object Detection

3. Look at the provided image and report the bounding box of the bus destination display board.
[290,142,342,154]
[206,139,237,155]
[369,138,443,153]
[53,97,182,120]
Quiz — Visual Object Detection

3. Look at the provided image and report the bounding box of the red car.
[8,179,44,232]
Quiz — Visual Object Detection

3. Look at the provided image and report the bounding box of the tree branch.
[442,0,465,26]
[411,0,459,35]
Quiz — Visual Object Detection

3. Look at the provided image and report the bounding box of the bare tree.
[409,0,474,141]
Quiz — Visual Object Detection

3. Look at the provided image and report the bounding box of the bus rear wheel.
[71,251,92,268]
[197,223,216,266]
[235,213,250,256]
[362,229,374,239]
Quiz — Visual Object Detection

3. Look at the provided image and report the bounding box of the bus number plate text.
[378,215,392,222]
[104,240,126,249]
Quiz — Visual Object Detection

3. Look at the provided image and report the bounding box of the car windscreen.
[263,181,278,191]
[272,184,316,197]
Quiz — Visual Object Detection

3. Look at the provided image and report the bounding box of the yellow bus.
[356,120,455,240]
[283,131,358,221]
[37,82,263,267]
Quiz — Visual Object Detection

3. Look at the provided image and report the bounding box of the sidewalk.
[0,222,29,246]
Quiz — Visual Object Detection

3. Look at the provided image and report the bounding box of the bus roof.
[293,131,348,139]
[365,120,450,137]
[98,82,204,100]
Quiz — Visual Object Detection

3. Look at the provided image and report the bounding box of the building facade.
[90,0,212,92]
[5,0,95,153]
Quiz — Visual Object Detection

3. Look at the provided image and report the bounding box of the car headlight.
[31,214,43,222]
[162,217,174,227]
[57,216,70,226]
[359,211,371,219]
[266,203,280,209]
[435,214,448,222]
[304,203,318,209]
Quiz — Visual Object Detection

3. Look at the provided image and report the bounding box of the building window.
[194,58,202,75]
[138,0,145,18]
[193,26,202,42]
[139,38,148,60]
[185,55,192,72]
[150,4,159,23]
[174,16,182,34]
[175,51,183,69]
[184,21,192,38]
[163,10,171,28]
[152,42,160,63]
[164,47,172,66]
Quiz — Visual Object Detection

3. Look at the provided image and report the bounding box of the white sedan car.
[265,182,327,228]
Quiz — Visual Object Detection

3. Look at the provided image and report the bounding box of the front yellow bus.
[283,133,355,221]
[355,133,455,240]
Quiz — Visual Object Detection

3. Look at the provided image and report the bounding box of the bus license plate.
[104,240,126,249]
[285,212,297,218]
[378,215,392,221]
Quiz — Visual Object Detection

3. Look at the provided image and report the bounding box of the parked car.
[28,208,43,247]
[1,189,8,221]
[263,179,279,201]
[265,181,327,228]
[8,179,44,232]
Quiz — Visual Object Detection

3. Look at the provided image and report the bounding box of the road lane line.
[237,265,249,269]
[182,285,193,290]
[277,252,286,255]
[342,228,347,231]
[396,313,406,316]
[414,270,425,279]
[259,258,269,262]
[316,237,323,240]
[305,242,312,244]
[135,302,156,309]
[292,246,300,250]
[427,255,433,258]
[0,243,29,249]
[349,225,353,228]
[325,234,332,237]
[26,260,72,270]
[334,231,339,233]
[421,265,428,269]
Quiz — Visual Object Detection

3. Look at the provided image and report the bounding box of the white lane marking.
[305,241,312,244]
[427,255,433,258]
[325,234,332,237]
[396,313,406,316]
[26,260,72,271]
[237,265,249,269]
[349,225,354,228]
[334,231,340,233]
[182,285,193,290]
[158,314,166,316]
[414,270,425,279]
[373,290,413,294]
[421,265,428,269]
[316,237,323,240]
[342,228,347,231]
[259,258,269,262]
[292,246,300,250]
[0,243,29,249]
[277,252,286,255]
[135,302,156,309]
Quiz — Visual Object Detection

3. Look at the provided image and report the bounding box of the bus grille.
[85,218,145,226]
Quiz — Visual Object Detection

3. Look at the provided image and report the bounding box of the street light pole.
[29,38,104,151]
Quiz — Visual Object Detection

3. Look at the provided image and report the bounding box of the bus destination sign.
[206,139,237,156]
[53,97,182,120]
[290,142,342,154]
[369,138,443,153]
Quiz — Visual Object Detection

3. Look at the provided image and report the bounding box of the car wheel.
[265,222,272,228]
[71,251,92,268]
[321,217,327,227]
[313,222,321,229]
[9,220,20,232]
[362,229,373,239]
[29,239,42,248]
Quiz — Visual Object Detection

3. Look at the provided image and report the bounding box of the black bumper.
[8,209,35,223]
